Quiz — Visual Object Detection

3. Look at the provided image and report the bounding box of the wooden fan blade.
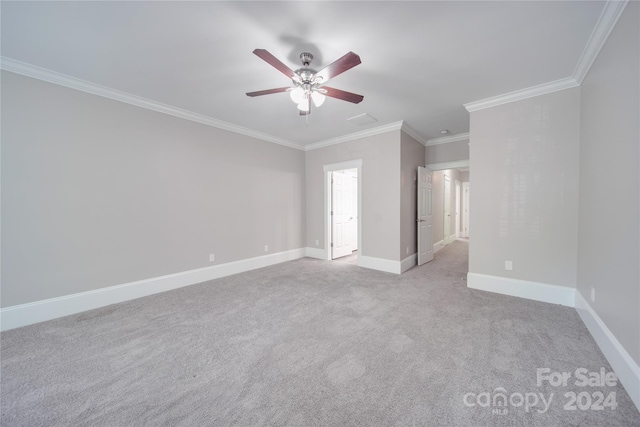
[322,86,364,104]
[246,87,290,97]
[313,52,361,83]
[253,49,296,78]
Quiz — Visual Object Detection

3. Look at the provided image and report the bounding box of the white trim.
[400,122,429,146]
[358,255,401,275]
[322,160,364,173]
[305,121,429,151]
[466,272,576,307]
[304,247,327,260]
[324,159,363,262]
[0,57,305,151]
[573,0,629,83]
[463,77,579,112]
[575,291,640,412]
[0,248,305,331]
[0,60,422,152]
[401,253,417,273]
[306,121,403,151]
[465,272,640,411]
[426,132,470,146]
[426,160,470,171]
[434,239,445,253]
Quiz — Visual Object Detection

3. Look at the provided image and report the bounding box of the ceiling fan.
[246,49,364,115]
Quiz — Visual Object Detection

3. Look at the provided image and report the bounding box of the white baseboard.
[358,255,402,274]
[466,272,639,411]
[304,248,415,275]
[466,272,576,307]
[575,291,640,412]
[401,253,417,273]
[304,247,327,260]
[0,248,305,331]
[434,240,445,253]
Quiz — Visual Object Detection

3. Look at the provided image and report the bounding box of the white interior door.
[417,166,434,265]
[455,180,461,238]
[332,170,354,259]
[349,172,358,250]
[462,182,470,238]
[444,175,451,245]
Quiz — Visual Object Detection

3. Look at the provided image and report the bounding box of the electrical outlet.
[264,245,269,252]
[406,246,409,255]
[505,260,513,271]
[315,240,319,246]
[591,287,595,303]
[209,254,215,262]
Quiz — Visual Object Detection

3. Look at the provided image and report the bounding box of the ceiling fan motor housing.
[295,53,318,84]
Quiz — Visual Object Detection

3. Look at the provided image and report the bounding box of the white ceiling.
[1,1,606,148]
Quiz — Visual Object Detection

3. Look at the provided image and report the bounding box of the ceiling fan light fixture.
[289,86,305,104]
[297,97,310,112]
[311,91,325,107]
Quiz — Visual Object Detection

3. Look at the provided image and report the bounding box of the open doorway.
[323,160,362,262]
[428,168,470,252]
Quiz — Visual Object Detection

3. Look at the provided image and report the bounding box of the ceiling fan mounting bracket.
[294,53,319,85]
[299,52,313,67]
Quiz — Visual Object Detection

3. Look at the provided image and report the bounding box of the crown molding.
[426,159,470,171]
[463,0,627,113]
[304,121,404,151]
[426,132,470,146]
[463,77,579,113]
[400,122,429,146]
[1,57,411,152]
[1,57,305,151]
[306,120,430,151]
[573,0,629,83]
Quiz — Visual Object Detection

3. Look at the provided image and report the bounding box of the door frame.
[323,159,363,261]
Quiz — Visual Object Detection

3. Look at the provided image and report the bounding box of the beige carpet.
[2,241,638,426]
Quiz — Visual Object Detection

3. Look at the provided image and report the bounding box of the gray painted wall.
[577,1,639,365]
[400,132,426,259]
[305,131,402,261]
[468,87,581,288]
[1,71,306,307]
